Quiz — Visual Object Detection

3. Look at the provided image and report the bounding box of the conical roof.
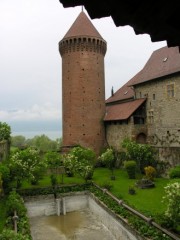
[63,11,104,40]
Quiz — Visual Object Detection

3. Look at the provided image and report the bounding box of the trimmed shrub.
[124,160,136,179]
[169,165,180,179]
[144,166,156,181]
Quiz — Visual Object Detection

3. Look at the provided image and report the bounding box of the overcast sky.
[0,0,166,125]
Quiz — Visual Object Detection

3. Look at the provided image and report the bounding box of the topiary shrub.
[169,165,180,179]
[144,166,156,181]
[124,160,137,179]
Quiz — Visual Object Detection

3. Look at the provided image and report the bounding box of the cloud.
[0,102,61,121]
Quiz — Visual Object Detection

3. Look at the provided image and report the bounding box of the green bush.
[169,165,180,179]
[100,181,113,191]
[124,160,137,179]
[0,163,10,191]
[162,182,180,230]
[0,229,31,240]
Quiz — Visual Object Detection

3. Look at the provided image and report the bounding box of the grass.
[20,167,180,218]
[93,168,179,217]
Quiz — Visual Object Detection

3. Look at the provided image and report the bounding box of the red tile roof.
[106,46,180,104]
[131,46,180,86]
[63,11,104,40]
[104,98,146,121]
[106,76,136,104]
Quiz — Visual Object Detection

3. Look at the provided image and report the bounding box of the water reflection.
[30,209,115,240]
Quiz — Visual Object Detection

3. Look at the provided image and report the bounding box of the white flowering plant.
[64,146,96,182]
[98,148,116,179]
[8,147,47,187]
[162,182,180,228]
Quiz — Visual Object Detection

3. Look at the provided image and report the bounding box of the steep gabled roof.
[106,46,180,104]
[63,11,104,40]
[59,0,180,48]
[131,46,180,86]
[105,76,136,104]
[104,98,146,121]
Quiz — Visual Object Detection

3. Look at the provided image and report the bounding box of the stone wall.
[106,75,180,166]
[105,118,147,151]
[134,74,180,165]
[24,192,143,240]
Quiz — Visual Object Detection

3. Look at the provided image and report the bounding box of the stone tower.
[59,10,107,154]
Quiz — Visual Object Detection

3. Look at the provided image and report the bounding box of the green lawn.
[1,167,179,236]
[20,167,180,219]
[93,168,179,217]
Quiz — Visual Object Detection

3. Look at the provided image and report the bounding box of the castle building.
[59,11,107,154]
[59,11,180,165]
[105,46,180,166]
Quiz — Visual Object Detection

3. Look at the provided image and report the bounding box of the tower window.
[153,94,155,100]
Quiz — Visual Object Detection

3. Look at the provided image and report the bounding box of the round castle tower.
[59,10,107,154]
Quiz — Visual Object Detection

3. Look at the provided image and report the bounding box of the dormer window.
[163,57,168,62]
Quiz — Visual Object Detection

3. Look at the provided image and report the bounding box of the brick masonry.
[59,37,107,154]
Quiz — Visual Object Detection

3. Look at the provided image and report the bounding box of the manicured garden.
[18,167,179,217]
[0,124,180,239]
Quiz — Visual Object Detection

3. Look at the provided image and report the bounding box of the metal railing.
[92,182,179,240]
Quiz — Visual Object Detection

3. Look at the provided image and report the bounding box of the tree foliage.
[98,148,116,178]
[64,146,96,182]
[162,182,180,229]
[0,122,11,141]
[8,148,46,187]
[44,151,63,168]
[122,138,156,173]
[0,163,10,191]
[11,135,26,148]
[11,134,62,152]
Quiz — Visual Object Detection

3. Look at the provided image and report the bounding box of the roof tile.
[63,11,104,39]
[104,98,146,121]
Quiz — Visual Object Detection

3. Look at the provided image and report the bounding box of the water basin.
[30,209,116,240]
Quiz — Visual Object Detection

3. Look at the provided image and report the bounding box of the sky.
[0,0,167,135]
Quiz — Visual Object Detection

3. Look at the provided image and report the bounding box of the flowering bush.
[8,148,47,187]
[162,182,180,228]
[63,154,78,177]
[64,146,96,182]
[122,138,156,173]
[98,148,116,179]
[144,166,156,180]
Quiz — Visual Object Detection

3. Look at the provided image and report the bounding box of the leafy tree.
[63,154,77,177]
[26,134,58,152]
[0,122,11,141]
[44,151,63,168]
[3,190,31,239]
[64,146,96,182]
[98,148,116,179]
[44,151,64,185]
[8,148,46,188]
[11,135,26,149]
[0,163,10,191]
[122,138,156,173]
[6,190,27,217]
[69,146,96,165]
